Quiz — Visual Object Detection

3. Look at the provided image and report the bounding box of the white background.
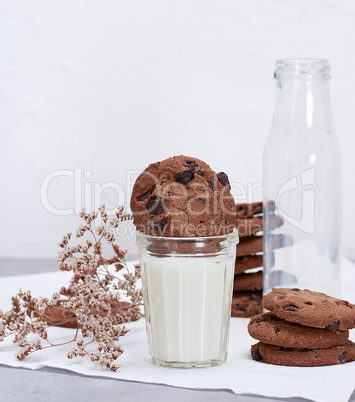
[1,0,355,261]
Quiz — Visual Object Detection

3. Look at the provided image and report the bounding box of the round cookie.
[234,271,263,292]
[131,155,236,237]
[235,255,263,275]
[251,340,355,367]
[262,288,355,330]
[248,312,349,349]
[231,291,262,318]
[235,202,263,218]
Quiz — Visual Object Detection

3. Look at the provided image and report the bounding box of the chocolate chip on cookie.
[217,172,231,189]
[136,189,153,202]
[176,170,193,185]
[208,181,216,191]
[248,312,349,349]
[262,288,355,330]
[185,160,199,174]
[146,197,165,215]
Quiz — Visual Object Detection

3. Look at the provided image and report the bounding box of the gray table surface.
[0,258,354,402]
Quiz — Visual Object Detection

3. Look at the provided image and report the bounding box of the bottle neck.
[271,79,334,131]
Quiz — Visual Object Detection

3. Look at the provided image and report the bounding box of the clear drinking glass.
[263,59,342,297]
[137,229,238,368]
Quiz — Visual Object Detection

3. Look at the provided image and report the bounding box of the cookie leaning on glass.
[248,288,355,367]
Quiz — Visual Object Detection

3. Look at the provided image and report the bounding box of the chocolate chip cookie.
[251,340,355,367]
[248,312,349,349]
[231,291,262,318]
[235,254,263,275]
[131,155,236,237]
[235,215,283,238]
[236,202,263,218]
[234,271,263,292]
[262,288,355,330]
[236,217,263,237]
[237,236,263,256]
[41,301,137,329]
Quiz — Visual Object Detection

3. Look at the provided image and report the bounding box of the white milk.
[141,256,235,365]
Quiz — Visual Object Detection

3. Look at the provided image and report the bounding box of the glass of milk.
[137,229,239,368]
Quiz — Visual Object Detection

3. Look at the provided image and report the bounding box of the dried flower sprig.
[0,206,143,371]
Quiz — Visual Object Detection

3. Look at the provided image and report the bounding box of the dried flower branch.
[0,206,142,371]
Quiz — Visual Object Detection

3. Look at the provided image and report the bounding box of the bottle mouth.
[274,58,331,81]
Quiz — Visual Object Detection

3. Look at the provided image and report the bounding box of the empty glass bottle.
[263,59,342,297]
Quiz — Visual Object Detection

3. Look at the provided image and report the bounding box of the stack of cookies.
[231,202,264,318]
[232,201,291,318]
[248,288,355,367]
